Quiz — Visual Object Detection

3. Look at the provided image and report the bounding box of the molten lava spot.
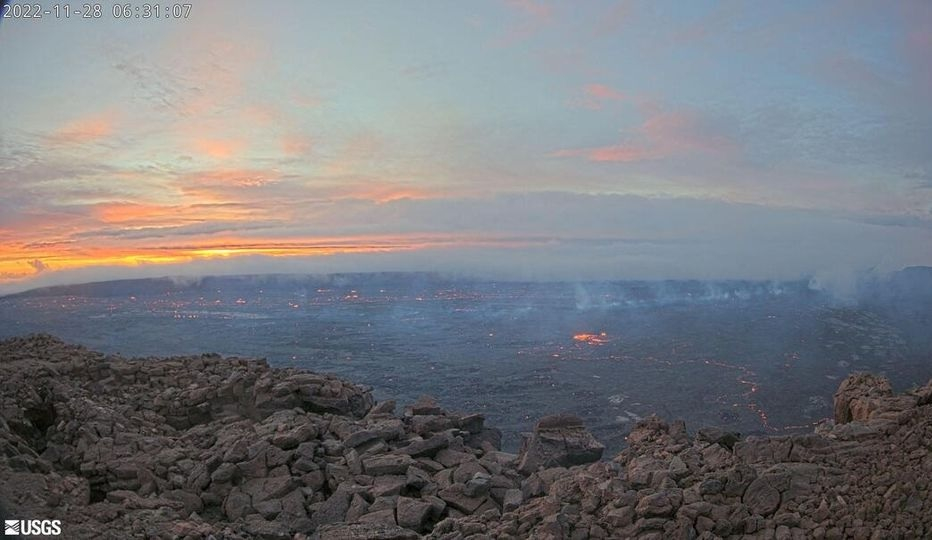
[573,332,609,345]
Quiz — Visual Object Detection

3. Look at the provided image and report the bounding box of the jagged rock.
[502,488,523,512]
[464,472,491,497]
[435,449,476,468]
[223,488,252,520]
[3,337,932,540]
[359,508,397,525]
[405,466,432,490]
[743,475,782,516]
[309,483,356,528]
[369,400,397,416]
[516,414,604,474]
[363,454,415,476]
[406,396,444,416]
[438,483,486,513]
[466,426,503,451]
[165,489,203,515]
[211,462,237,483]
[401,434,449,457]
[408,415,456,436]
[397,496,433,530]
[452,461,487,484]
[254,498,283,519]
[312,522,419,540]
[271,423,316,449]
[345,493,370,522]
[830,420,881,440]
[242,476,296,502]
[343,429,382,449]
[636,490,677,517]
[696,427,741,450]
[371,474,406,497]
[833,372,894,424]
[734,436,792,464]
[458,414,484,434]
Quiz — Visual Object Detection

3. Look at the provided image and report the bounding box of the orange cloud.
[552,108,736,162]
[573,83,626,110]
[0,233,538,283]
[91,201,263,231]
[339,184,437,203]
[94,203,171,223]
[176,169,285,203]
[552,144,655,163]
[586,84,625,100]
[194,139,245,159]
[48,113,115,144]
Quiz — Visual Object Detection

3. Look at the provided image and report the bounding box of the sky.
[1,0,931,293]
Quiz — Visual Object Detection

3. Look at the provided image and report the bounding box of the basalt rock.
[515,414,605,474]
[833,372,894,424]
[430,374,932,539]
[2,335,931,540]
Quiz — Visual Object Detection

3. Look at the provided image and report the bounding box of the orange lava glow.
[573,332,609,345]
[702,358,775,432]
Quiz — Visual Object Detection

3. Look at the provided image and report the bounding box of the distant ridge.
[0,272,458,299]
[4,267,931,301]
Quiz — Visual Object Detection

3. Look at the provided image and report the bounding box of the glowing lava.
[573,332,609,345]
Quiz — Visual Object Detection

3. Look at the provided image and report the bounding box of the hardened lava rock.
[1,334,931,539]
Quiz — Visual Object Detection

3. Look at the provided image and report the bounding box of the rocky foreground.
[0,335,930,539]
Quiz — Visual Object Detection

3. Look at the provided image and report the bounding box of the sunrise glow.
[1,1,931,294]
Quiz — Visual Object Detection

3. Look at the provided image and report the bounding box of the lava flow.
[574,332,609,345]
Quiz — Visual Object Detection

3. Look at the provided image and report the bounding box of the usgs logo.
[4,520,62,537]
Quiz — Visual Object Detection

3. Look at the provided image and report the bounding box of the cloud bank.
[1,2,930,293]
[2,193,929,295]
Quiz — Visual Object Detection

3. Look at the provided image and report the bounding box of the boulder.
[516,414,604,474]
[635,491,676,518]
[222,488,252,520]
[502,488,523,512]
[309,484,356,529]
[358,508,397,525]
[406,396,444,416]
[438,483,486,514]
[464,472,491,498]
[743,475,783,516]
[343,429,383,449]
[363,454,414,476]
[396,496,433,531]
[833,372,893,424]
[400,435,449,458]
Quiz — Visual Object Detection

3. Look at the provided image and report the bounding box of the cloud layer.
[0,1,930,291]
